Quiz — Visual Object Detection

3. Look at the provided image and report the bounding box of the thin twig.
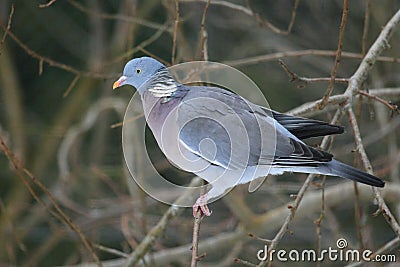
[345,9,400,97]
[0,23,113,79]
[314,175,326,267]
[94,243,129,258]
[123,177,202,267]
[278,59,349,88]
[106,22,172,66]
[369,87,400,97]
[63,75,80,98]
[124,207,182,267]
[286,0,300,34]
[110,114,144,129]
[0,199,26,252]
[67,0,167,31]
[182,0,298,35]
[353,182,365,250]
[234,258,258,267]
[190,213,203,267]
[171,0,180,65]
[224,49,400,67]
[287,87,400,117]
[0,4,14,56]
[346,107,400,239]
[245,0,299,35]
[345,236,400,267]
[181,0,251,15]
[287,94,348,117]
[361,0,371,55]
[69,182,400,267]
[214,241,243,267]
[191,181,207,267]
[38,0,57,8]
[199,0,210,61]
[0,135,102,266]
[248,233,272,243]
[358,90,399,113]
[318,0,349,109]
[181,0,299,35]
[136,46,170,66]
[38,59,44,75]
[0,20,171,79]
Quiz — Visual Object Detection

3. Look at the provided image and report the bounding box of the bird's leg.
[193,193,212,217]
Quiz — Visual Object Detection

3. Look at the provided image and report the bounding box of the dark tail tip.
[328,160,385,187]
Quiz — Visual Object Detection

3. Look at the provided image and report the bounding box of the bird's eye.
[136,68,141,74]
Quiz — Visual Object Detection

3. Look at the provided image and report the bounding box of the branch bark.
[63,182,400,267]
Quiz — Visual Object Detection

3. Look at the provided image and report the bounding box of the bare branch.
[287,94,348,117]
[345,236,400,266]
[0,23,114,78]
[171,0,180,65]
[245,0,299,35]
[224,49,400,67]
[279,59,349,88]
[63,75,80,98]
[190,213,203,267]
[286,87,400,117]
[67,0,167,31]
[38,0,57,8]
[346,107,400,239]
[361,0,371,55]
[318,0,349,109]
[0,4,14,56]
[199,0,211,61]
[107,22,172,67]
[181,0,299,35]
[123,177,202,267]
[66,182,400,267]
[358,90,399,113]
[345,9,400,98]
[0,135,101,266]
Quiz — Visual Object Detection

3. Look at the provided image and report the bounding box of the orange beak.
[113,76,127,90]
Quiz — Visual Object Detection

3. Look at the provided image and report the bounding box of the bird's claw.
[193,194,212,217]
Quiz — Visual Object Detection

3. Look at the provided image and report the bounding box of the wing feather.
[270,110,344,139]
[175,86,334,170]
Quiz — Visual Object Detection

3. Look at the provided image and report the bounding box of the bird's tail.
[324,159,384,187]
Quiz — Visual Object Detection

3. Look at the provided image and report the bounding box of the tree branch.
[346,107,400,239]
[0,3,14,56]
[223,49,400,67]
[318,0,349,109]
[345,9,400,98]
[123,177,202,267]
[63,182,400,267]
[286,88,400,117]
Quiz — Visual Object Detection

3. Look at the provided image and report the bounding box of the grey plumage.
[113,57,385,216]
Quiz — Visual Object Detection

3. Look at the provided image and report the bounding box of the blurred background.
[0,0,400,266]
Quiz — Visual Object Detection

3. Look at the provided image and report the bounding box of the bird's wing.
[176,86,334,170]
[269,110,344,139]
[268,127,333,167]
[177,86,267,170]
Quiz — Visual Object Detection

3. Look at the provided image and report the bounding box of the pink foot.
[193,194,212,217]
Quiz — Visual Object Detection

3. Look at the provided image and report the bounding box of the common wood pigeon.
[113,57,385,217]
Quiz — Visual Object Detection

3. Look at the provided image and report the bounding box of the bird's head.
[113,57,167,94]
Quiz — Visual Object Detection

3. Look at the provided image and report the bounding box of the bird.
[113,56,385,217]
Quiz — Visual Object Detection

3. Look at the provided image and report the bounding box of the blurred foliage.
[0,0,400,266]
